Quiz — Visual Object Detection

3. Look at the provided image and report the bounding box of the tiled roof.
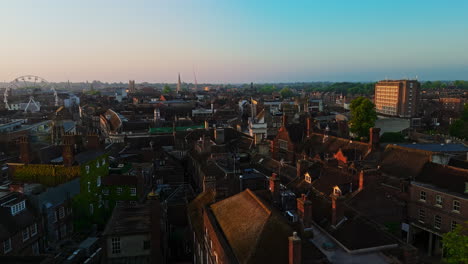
[379,145,432,179]
[416,162,468,196]
[210,189,293,264]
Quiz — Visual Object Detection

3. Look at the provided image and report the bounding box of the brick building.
[407,162,468,258]
[0,192,43,256]
[374,80,420,117]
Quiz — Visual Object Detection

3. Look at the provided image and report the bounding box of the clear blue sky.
[1,0,467,83]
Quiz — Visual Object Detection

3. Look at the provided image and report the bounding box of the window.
[30,223,37,236]
[418,209,425,223]
[96,161,100,168]
[32,241,39,255]
[97,176,101,187]
[435,195,443,207]
[278,139,288,150]
[111,237,121,254]
[59,206,65,219]
[102,158,106,165]
[22,228,30,241]
[87,182,91,192]
[451,220,458,231]
[53,211,58,223]
[453,200,461,213]
[304,173,311,184]
[3,238,12,253]
[434,215,441,230]
[143,240,150,250]
[10,200,26,216]
[89,203,94,215]
[60,224,67,238]
[85,165,90,174]
[116,187,122,196]
[103,188,109,196]
[67,207,72,215]
[419,191,426,202]
[130,188,136,196]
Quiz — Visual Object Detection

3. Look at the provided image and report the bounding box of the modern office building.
[374,80,420,117]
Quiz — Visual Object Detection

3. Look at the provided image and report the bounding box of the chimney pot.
[289,232,302,264]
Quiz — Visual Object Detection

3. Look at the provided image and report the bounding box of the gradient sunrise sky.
[1,0,467,83]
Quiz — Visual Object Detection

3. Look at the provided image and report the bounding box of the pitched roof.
[416,162,468,196]
[302,133,370,158]
[210,189,293,264]
[379,145,432,178]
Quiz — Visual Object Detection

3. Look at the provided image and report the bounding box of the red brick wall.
[272,127,296,162]
[408,185,467,233]
[203,210,232,263]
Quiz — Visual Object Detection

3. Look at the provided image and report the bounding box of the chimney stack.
[269,173,281,204]
[331,187,345,227]
[63,136,74,167]
[297,194,312,228]
[358,171,364,191]
[306,117,313,138]
[86,134,100,150]
[296,160,307,179]
[19,136,31,164]
[282,114,288,127]
[369,127,381,151]
[288,232,302,264]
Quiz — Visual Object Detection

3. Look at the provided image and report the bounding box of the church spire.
[177,73,181,93]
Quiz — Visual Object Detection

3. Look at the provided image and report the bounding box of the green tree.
[349,97,377,139]
[162,84,172,94]
[449,104,468,139]
[280,87,294,98]
[442,221,468,264]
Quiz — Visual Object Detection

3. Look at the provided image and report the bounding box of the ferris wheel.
[3,75,59,111]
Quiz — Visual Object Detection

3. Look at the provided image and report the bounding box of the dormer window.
[10,200,26,216]
[333,186,342,196]
[304,173,311,183]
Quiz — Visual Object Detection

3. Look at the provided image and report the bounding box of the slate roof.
[302,133,370,159]
[415,162,468,197]
[379,145,432,179]
[396,143,468,153]
[103,201,152,236]
[210,189,293,264]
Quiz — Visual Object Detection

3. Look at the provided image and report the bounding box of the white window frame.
[116,187,122,196]
[419,191,426,202]
[96,161,100,168]
[434,215,441,230]
[418,209,425,223]
[22,228,30,241]
[111,237,121,254]
[304,173,311,184]
[451,220,458,231]
[130,187,137,196]
[435,195,443,207]
[278,139,288,150]
[97,176,101,187]
[85,165,90,174]
[3,238,12,254]
[453,200,461,213]
[11,200,26,216]
[102,158,106,165]
[59,206,65,219]
[103,188,109,196]
[30,223,37,236]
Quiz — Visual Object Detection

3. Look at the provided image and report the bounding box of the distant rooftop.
[396,143,468,152]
